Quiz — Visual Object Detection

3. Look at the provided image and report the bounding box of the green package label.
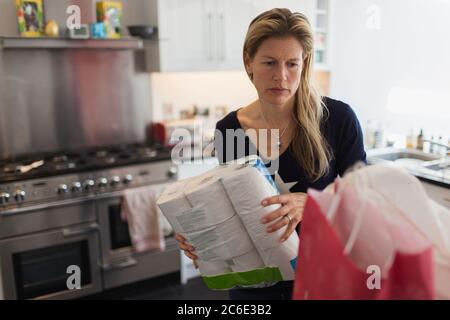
[202,267,283,290]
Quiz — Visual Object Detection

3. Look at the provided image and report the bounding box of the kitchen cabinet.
[157,0,255,72]
[214,0,255,71]
[139,0,317,72]
[312,0,331,69]
[156,0,216,72]
[143,0,255,72]
[252,0,313,16]
[253,0,330,70]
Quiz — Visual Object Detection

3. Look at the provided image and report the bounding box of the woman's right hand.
[175,233,199,269]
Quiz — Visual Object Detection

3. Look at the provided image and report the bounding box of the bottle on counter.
[416,129,424,151]
[364,120,375,149]
[406,129,416,149]
[373,122,383,148]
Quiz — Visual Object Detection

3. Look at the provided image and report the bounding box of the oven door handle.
[102,257,138,271]
[62,222,99,238]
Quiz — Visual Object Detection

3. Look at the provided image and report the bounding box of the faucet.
[423,140,450,179]
[423,140,449,154]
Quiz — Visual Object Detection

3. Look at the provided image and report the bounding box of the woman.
[176,8,366,300]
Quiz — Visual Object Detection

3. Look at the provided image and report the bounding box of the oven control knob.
[83,179,95,191]
[110,176,121,186]
[97,177,108,187]
[71,182,82,192]
[57,184,68,194]
[167,166,178,178]
[13,189,26,202]
[123,174,133,184]
[0,192,10,204]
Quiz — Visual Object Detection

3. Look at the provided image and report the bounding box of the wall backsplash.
[0,48,152,158]
[150,71,257,123]
[150,70,331,123]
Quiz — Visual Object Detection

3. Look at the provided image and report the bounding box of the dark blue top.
[214,97,367,192]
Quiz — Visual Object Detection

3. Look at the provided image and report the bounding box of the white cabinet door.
[253,0,313,16]
[215,0,255,71]
[152,0,316,72]
[252,0,274,16]
[159,0,257,72]
[214,0,316,71]
[158,0,217,72]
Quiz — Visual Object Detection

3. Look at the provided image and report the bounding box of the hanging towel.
[121,183,172,253]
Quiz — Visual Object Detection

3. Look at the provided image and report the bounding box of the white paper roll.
[260,231,298,280]
[221,166,278,213]
[183,214,254,261]
[221,166,299,279]
[157,155,299,284]
[236,206,283,251]
[157,172,221,233]
[197,260,233,276]
[184,178,236,229]
[230,249,265,272]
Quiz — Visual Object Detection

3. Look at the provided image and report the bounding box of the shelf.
[0,37,143,50]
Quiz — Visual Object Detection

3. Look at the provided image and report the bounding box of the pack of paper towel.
[157,155,299,290]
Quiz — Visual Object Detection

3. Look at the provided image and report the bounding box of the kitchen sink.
[367,148,449,187]
[422,159,450,175]
[423,162,450,171]
[367,148,441,163]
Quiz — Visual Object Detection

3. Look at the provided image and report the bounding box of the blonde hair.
[243,8,332,181]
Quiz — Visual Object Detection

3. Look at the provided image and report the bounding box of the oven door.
[97,191,180,289]
[97,195,132,260]
[0,222,102,300]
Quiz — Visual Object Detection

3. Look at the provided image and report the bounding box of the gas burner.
[136,147,158,159]
[94,150,116,165]
[53,162,76,171]
[52,155,68,163]
[103,157,116,164]
[50,155,77,171]
[2,163,22,174]
[0,143,171,183]
[95,150,108,158]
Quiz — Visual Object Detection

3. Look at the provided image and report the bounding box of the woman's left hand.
[260,192,307,242]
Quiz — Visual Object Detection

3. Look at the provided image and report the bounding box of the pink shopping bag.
[293,179,434,300]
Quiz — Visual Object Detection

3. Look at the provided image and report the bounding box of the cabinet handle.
[207,13,214,61]
[102,257,137,271]
[62,222,99,237]
[219,13,225,61]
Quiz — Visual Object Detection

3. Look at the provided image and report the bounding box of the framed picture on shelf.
[15,0,45,37]
[96,1,122,39]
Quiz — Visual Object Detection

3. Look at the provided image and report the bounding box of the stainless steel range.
[0,144,180,300]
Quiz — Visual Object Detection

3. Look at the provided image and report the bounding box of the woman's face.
[246,36,304,108]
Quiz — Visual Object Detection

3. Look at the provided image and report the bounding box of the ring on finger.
[284,213,292,224]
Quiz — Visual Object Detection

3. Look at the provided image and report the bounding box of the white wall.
[329,0,450,143]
